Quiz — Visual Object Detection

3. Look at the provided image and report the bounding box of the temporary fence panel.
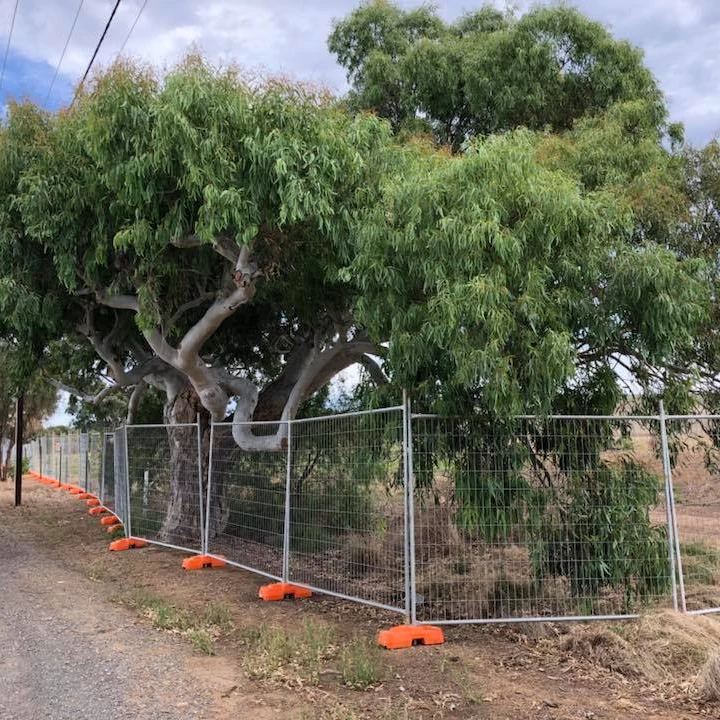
[86,432,103,499]
[206,422,287,579]
[66,433,80,485]
[410,415,674,624]
[287,408,407,614]
[665,415,720,614]
[113,429,130,529]
[102,432,116,514]
[125,424,203,554]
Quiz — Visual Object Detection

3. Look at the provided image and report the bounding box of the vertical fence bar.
[124,425,132,537]
[282,420,292,583]
[83,434,89,491]
[658,402,679,611]
[405,392,418,625]
[659,401,686,612]
[402,390,411,624]
[196,415,206,555]
[99,432,106,505]
[204,422,215,557]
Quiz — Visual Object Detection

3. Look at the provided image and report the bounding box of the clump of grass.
[202,601,233,631]
[241,620,335,684]
[150,602,191,632]
[682,542,720,585]
[185,628,216,656]
[114,590,233,655]
[556,610,720,688]
[340,637,385,689]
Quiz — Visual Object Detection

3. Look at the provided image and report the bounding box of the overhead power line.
[0,0,20,99]
[71,0,122,107]
[117,0,149,58]
[45,0,85,106]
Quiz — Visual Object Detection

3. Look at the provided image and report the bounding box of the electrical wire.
[45,0,85,106]
[71,0,122,107]
[116,0,148,58]
[0,0,20,99]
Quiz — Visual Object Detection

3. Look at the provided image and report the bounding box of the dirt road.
[0,507,216,719]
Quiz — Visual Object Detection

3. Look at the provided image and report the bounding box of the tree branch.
[126,379,147,424]
[167,291,217,328]
[44,377,123,405]
[170,233,241,264]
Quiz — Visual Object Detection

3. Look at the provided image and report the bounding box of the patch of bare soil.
[4,477,720,719]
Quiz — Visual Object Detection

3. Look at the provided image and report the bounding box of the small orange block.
[89,506,108,515]
[377,624,444,650]
[86,498,100,507]
[258,582,312,601]
[100,515,119,526]
[182,554,227,571]
[68,487,84,494]
[77,492,92,500]
[109,538,148,551]
[106,523,123,534]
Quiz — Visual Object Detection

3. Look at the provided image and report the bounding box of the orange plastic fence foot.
[86,498,100,507]
[376,625,445,650]
[258,582,313,602]
[182,555,227,571]
[89,506,108,515]
[100,515,119,526]
[77,492,93,500]
[106,523,123,534]
[68,487,84,494]
[109,538,148,552]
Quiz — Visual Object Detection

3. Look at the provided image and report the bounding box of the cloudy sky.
[0,0,718,145]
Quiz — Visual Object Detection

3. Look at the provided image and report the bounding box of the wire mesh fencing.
[125,424,204,554]
[86,432,103,498]
[664,416,720,614]
[206,422,287,578]
[409,415,675,623]
[102,432,116,515]
[287,408,407,613]
[29,404,720,627]
[113,429,130,529]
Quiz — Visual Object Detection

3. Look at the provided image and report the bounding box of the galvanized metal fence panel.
[125,424,203,554]
[102,432,116,514]
[287,408,407,614]
[409,415,674,624]
[86,432,103,498]
[206,422,287,579]
[664,415,720,615]
[113,429,130,529]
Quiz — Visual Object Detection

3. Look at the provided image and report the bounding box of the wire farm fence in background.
[22,403,720,627]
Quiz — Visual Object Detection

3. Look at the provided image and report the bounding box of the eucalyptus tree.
[0,59,392,535]
[0,54,710,549]
[329,2,664,150]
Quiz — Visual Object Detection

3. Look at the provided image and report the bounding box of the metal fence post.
[659,401,686,613]
[196,414,206,556]
[404,391,418,625]
[124,425,132,537]
[402,390,411,624]
[99,432,106,505]
[282,420,293,583]
[204,422,215,557]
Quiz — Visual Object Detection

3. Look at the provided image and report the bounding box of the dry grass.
[697,651,720,701]
[554,610,720,694]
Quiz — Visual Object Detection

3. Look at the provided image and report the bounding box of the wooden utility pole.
[14,394,23,506]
